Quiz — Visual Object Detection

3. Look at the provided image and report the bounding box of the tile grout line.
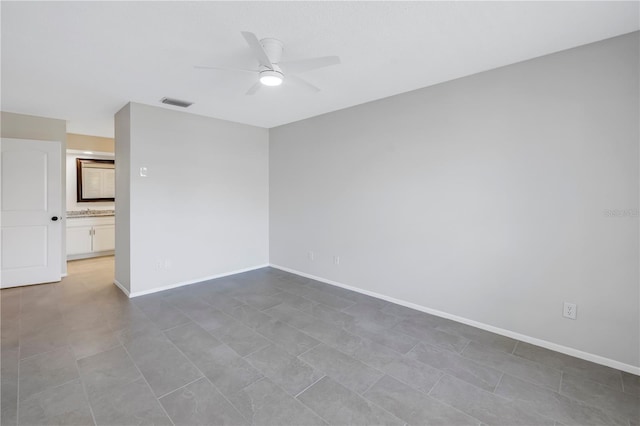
[295,342,321,359]
[359,373,384,396]
[159,320,196,335]
[509,369,630,425]
[383,358,450,396]
[426,373,444,396]
[17,339,72,362]
[240,340,273,359]
[454,340,569,395]
[155,375,205,400]
[554,370,635,425]
[273,285,361,331]
[296,329,394,380]
[520,366,631,425]
[558,371,563,393]
[459,340,471,354]
[278,283,357,313]
[119,340,176,426]
[411,372,486,426]
[404,340,420,356]
[512,340,519,354]
[17,376,81,405]
[162,331,248,423]
[72,339,122,362]
[251,317,324,357]
[294,374,326,398]
[353,376,421,426]
[427,373,522,425]
[72,344,98,426]
[291,377,346,426]
[202,302,324,362]
[493,372,505,394]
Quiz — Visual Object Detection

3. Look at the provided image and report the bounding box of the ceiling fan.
[195,31,340,95]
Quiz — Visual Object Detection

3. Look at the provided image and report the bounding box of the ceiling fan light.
[259,70,283,86]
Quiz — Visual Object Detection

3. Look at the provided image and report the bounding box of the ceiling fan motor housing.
[260,38,284,64]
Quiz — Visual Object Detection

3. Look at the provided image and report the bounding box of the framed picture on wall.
[76,158,115,202]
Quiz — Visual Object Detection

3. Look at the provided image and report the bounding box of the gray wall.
[114,104,131,292]
[1,111,68,276]
[269,32,639,368]
[117,103,269,295]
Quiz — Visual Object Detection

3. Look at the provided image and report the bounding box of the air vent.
[160,97,193,108]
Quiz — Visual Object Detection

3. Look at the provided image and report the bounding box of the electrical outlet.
[157,259,171,270]
[308,251,315,261]
[563,302,577,320]
[333,256,340,265]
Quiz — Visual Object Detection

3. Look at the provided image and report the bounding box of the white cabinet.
[67,225,93,255]
[66,216,115,259]
[92,224,116,252]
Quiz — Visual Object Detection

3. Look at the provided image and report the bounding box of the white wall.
[117,103,269,295]
[115,104,131,293]
[66,151,115,212]
[269,32,639,369]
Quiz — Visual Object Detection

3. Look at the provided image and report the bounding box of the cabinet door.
[92,224,115,252]
[66,226,93,255]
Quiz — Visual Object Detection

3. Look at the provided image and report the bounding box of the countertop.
[67,210,115,218]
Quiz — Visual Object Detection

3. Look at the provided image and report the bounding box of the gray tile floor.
[1,256,638,426]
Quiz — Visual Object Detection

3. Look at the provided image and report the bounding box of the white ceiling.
[2,1,638,137]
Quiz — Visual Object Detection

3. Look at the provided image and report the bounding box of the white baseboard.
[125,264,270,298]
[113,279,130,297]
[67,251,114,261]
[269,263,640,376]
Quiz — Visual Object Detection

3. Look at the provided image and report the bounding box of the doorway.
[65,133,116,291]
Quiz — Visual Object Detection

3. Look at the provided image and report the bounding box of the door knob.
[51,216,60,221]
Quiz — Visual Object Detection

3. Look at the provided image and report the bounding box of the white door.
[1,138,62,288]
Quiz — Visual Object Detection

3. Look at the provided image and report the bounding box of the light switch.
[139,167,148,177]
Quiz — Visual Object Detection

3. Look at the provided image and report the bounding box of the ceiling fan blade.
[241,31,273,69]
[288,75,321,93]
[194,65,257,74]
[279,56,340,74]
[245,81,262,96]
